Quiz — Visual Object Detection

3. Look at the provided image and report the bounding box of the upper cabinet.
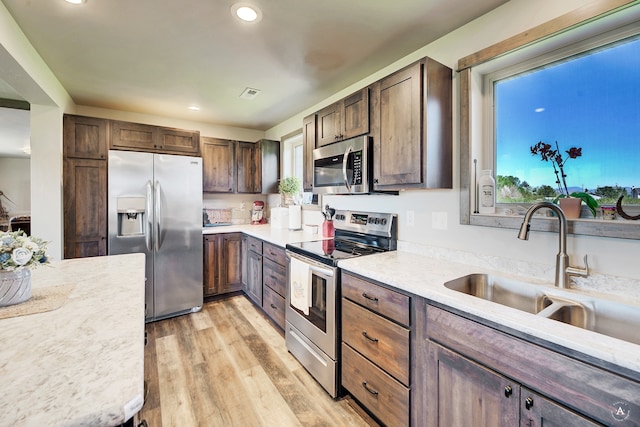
[111,120,200,156]
[63,115,108,160]
[202,138,279,194]
[202,137,235,193]
[316,87,369,147]
[371,57,452,191]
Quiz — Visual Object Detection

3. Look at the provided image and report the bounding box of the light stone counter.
[338,242,640,379]
[0,254,146,427]
[202,223,326,247]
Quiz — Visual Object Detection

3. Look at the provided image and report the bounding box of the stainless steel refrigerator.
[108,150,203,322]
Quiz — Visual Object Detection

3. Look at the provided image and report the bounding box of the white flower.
[11,247,33,266]
[24,240,39,251]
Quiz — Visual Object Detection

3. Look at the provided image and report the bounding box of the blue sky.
[496,36,640,191]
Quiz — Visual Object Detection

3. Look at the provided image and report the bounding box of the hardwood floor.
[138,295,377,427]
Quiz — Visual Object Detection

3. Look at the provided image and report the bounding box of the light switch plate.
[407,210,415,227]
[432,211,448,230]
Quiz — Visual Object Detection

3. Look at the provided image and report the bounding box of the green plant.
[278,176,301,196]
[530,141,598,217]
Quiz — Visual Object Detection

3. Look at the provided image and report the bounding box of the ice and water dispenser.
[116,197,146,236]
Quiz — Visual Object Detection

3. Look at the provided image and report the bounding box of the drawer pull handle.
[362,381,379,396]
[504,385,513,398]
[362,292,378,302]
[362,331,379,342]
[525,397,534,410]
[270,303,277,310]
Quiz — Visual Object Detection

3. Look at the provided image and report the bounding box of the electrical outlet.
[407,210,415,227]
[432,211,448,230]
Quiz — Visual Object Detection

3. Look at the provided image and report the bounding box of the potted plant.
[0,230,50,306]
[279,176,301,207]
[530,141,598,218]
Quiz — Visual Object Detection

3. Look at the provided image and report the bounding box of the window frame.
[459,0,640,240]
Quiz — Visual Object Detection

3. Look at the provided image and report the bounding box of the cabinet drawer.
[262,285,285,330]
[342,272,410,326]
[342,343,409,427]
[342,298,409,385]
[246,236,262,254]
[263,257,286,297]
[263,242,286,265]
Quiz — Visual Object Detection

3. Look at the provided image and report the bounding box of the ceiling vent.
[240,87,261,100]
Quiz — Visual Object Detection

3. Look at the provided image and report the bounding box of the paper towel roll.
[288,205,302,230]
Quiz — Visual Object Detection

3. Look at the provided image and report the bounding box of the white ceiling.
[0,0,509,157]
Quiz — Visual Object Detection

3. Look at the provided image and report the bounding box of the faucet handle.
[566,254,589,278]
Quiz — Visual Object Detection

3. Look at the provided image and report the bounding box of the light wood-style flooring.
[138,295,377,427]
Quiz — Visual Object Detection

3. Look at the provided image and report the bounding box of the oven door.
[285,251,338,359]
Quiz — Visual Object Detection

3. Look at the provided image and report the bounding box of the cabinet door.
[342,88,369,139]
[244,249,263,306]
[63,115,108,160]
[203,235,218,297]
[220,233,243,293]
[520,388,602,427]
[63,158,107,258]
[426,341,520,427]
[201,137,235,193]
[236,141,260,193]
[158,127,200,156]
[316,102,341,147]
[110,120,159,151]
[375,61,423,187]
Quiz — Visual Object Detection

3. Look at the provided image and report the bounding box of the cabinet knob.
[504,385,513,398]
[525,396,534,410]
[270,303,277,310]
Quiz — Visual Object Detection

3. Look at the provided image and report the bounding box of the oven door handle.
[288,252,336,277]
[342,145,352,193]
[310,264,334,277]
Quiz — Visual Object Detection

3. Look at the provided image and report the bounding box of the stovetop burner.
[286,209,397,266]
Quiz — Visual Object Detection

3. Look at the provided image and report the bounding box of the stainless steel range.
[285,209,397,397]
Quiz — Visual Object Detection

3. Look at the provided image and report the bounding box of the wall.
[0,157,30,215]
[266,0,640,281]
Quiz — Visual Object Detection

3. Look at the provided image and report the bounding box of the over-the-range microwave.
[313,135,372,195]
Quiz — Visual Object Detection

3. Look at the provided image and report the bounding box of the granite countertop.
[202,223,326,246]
[338,243,640,378]
[0,254,146,427]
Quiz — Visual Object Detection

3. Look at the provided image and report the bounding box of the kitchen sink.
[445,274,640,345]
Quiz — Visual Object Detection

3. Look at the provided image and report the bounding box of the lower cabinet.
[241,236,287,330]
[340,272,411,426]
[203,233,243,297]
[425,305,639,426]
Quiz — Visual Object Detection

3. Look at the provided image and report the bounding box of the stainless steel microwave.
[313,136,371,195]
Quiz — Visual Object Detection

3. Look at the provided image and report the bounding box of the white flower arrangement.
[0,231,50,271]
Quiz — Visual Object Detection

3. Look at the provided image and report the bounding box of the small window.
[493,35,640,207]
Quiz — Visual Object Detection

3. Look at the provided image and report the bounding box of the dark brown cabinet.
[202,137,235,193]
[203,233,243,297]
[372,57,452,191]
[63,115,108,259]
[202,138,279,194]
[111,120,200,156]
[316,88,369,147]
[341,272,411,427]
[243,235,263,306]
[425,305,638,426]
[302,114,316,192]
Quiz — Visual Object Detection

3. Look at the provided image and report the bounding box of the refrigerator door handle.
[155,180,162,251]
[145,181,153,252]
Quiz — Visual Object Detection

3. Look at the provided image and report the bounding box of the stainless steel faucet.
[517,201,589,288]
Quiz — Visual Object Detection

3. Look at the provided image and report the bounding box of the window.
[491,34,640,206]
[282,130,313,203]
[459,2,640,239]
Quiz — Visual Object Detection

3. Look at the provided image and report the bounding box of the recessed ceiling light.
[65,0,86,4]
[231,3,262,23]
[188,105,200,111]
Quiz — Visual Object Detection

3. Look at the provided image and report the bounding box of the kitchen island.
[0,253,146,427]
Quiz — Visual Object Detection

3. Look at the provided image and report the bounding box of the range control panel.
[333,210,397,238]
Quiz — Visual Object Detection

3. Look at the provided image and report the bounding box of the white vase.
[0,269,32,307]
